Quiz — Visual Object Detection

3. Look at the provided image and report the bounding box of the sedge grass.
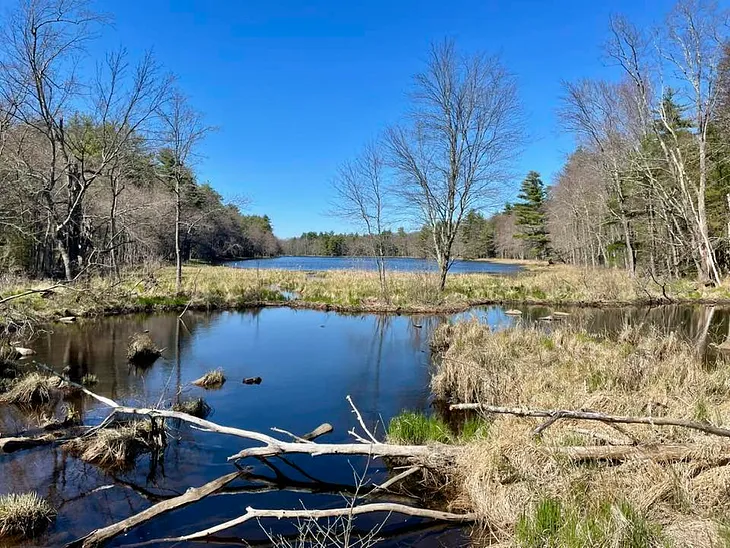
[0,492,56,539]
[192,369,226,389]
[0,373,61,405]
[64,421,156,470]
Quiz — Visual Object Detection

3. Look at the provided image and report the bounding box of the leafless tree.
[386,40,524,291]
[559,79,639,274]
[606,1,728,284]
[331,141,392,299]
[0,0,170,280]
[156,91,213,293]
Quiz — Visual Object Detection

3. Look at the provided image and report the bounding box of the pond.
[226,256,523,274]
[2,303,730,547]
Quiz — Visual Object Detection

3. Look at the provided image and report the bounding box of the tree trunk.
[175,177,182,294]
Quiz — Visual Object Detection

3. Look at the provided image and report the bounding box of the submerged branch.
[131,503,478,545]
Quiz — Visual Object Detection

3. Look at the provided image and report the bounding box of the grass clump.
[386,411,490,445]
[172,397,211,418]
[516,497,665,548]
[65,420,159,470]
[0,372,61,405]
[387,411,451,445]
[0,492,56,539]
[81,373,98,386]
[127,332,161,365]
[192,369,226,389]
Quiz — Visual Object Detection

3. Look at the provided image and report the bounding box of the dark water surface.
[227,256,523,274]
[2,304,730,547]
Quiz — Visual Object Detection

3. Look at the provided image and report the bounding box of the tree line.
[329,0,730,292]
[534,0,730,283]
[0,0,279,285]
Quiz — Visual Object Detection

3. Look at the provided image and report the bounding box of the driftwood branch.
[371,465,421,494]
[133,503,477,545]
[451,403,730,438]
[68,470,243,548]
[0,284,65,305]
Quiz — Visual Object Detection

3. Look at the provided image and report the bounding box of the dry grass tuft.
[172,397,211,418]
[0,372,61,405]
[64,421,158,470]
[0,492,56,538]
[127,332,161,365]
[192,369,226,389]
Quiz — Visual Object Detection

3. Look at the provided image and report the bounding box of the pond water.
[2,303,730,547]
[226,256,523,274]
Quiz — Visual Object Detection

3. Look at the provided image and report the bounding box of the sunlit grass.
[3,263,730,323]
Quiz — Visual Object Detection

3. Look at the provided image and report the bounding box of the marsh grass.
[172,397,211,418]
[433,322,730,546]
[387,411,452,444]
[0,372,61,405]
[515,497,665,548]
[192,369,226,389]
[80,373,98,386]
[127,332,161,365]
[4,264,730,324]
[0,492,56,539]
[65,420,157,470]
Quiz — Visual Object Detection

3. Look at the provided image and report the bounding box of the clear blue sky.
[93,0,670,238]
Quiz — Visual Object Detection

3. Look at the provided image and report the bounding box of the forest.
[0,1,279,282]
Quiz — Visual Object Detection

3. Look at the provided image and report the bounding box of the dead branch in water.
[129,503,478,545]
[68,471,244,548]
[450,403,730,438]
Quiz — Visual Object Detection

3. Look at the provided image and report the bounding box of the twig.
[452,403,730,438]
[370,466,420,495]
[347,394,379,444]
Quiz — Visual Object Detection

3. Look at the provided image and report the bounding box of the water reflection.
[3,304,730,547]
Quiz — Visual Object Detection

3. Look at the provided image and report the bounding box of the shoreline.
[2,264,730,327]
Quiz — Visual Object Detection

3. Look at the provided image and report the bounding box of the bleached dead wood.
[68,470,243,548]
[551,443,730,464]
[132,503,478,545]
[451,403,730,438]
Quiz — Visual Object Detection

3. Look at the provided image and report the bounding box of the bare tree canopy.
[387,40,524,290]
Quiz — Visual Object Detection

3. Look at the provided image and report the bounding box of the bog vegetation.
[429,321,730,547]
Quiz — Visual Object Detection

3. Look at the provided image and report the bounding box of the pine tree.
[514,171,550,259]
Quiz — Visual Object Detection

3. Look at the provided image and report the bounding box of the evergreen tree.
[514,171,550,259]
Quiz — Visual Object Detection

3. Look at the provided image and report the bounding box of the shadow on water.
[2,303,730,546]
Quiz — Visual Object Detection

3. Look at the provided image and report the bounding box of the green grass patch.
[386,411,490,445]
[387,411,452,444]
[516,497,665,548]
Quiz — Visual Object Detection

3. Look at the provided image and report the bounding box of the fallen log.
[130,503,478,545]
[68,470,244,548]
[450,403,730,438]
[550,443,730,465]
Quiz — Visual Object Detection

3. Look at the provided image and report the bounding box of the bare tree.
[0,0,170,280]
[331,141,392,299]
[386,40,523,290]
[559,79,639,274]
[607,2,727,284]
[156,91,213,294]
